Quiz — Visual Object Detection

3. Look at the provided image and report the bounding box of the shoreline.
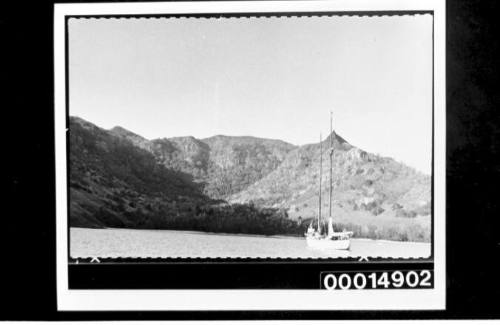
[70,226,431,245]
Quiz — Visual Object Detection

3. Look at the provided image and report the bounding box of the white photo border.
[55,0,446,310]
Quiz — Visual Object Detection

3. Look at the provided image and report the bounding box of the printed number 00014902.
[321,270,433,290]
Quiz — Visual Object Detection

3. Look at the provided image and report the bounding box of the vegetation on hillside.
[123,203,304,236]
[69,116,431,242]
[69,117,302,236]
[109,127,296,199]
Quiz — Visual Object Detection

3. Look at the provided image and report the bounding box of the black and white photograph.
[53,0,446,311]
[67,11,433,260]
[5,0,500,319]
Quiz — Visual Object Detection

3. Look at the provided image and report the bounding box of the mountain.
[69,117,301,235]
[109,127,297,199]
[200,135,296,198]
[69,117,210,228]
[229,133,431,241]
[69,116,431,241]
[230,134,431,217]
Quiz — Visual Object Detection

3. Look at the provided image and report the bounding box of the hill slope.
[229,133,431,241]
[69,117,209,228]
[230,134,430,215]
[70,116,431,241]
[109,127,297,199]
[69,117,302,236]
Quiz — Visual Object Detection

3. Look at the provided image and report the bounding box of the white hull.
[306,236,351,250]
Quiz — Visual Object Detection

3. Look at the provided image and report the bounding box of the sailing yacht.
[305,112,353,250]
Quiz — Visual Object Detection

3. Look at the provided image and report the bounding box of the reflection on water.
[70,227,431,259]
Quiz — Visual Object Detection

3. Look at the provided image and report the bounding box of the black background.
[68,259,434,289]
[2,0,500,320]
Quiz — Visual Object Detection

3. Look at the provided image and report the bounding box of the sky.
[68,14,433,174]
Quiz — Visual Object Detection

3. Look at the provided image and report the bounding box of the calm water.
[70,227,431,259]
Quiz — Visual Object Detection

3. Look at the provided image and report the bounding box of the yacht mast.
[318,133,323,231]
